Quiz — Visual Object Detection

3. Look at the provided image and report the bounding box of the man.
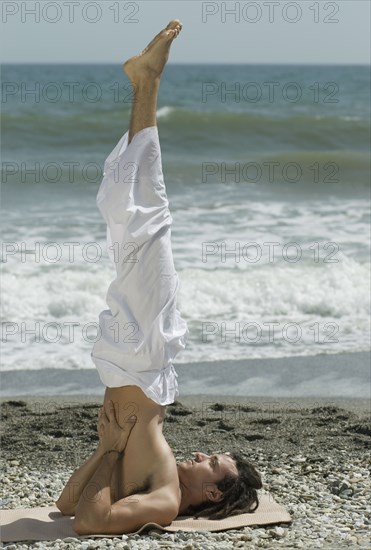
[56,20,262,535]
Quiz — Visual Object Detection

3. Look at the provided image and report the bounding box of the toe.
[166,19,182,31]
[165,29,177,41]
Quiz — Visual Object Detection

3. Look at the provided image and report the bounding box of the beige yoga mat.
[0,494,291,542]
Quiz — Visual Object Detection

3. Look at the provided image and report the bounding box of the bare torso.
[104,386,181,508]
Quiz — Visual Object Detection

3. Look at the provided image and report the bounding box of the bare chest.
[110,425,175,501]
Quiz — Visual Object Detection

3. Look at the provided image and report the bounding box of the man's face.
[177,452,238,503]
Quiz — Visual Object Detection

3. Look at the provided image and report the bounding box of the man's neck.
[177,480,192,515]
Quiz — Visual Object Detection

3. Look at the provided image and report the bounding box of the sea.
[1,64,370,398]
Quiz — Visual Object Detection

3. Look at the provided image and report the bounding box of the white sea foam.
[2,249,369,371]
[156,106,174,119]
[2,182,370,374]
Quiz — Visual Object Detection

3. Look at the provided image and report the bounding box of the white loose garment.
[91,126,188,406]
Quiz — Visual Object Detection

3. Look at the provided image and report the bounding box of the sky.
[0,0,370,64]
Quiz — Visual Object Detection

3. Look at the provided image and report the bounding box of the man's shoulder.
[140,492,180,523]
[74,488,179,535]
[111,488,179,532]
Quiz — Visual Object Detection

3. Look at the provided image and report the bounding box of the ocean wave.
[3,107,369,154]
[157,106,175,119]
[1,252,369,370]
[163,148,370,187]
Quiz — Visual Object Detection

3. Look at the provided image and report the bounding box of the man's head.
[177,451,262,520]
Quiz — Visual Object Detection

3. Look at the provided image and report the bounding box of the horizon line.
[1,61,370,66]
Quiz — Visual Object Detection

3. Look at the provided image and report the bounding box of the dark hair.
[185,452,263,520]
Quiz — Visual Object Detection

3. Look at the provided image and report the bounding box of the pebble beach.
[1,395,370,549]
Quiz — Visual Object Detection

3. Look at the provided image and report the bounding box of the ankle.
[131,74,161,91]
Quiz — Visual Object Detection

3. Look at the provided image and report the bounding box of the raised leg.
[92,20,188,408]
[123,19,182,143]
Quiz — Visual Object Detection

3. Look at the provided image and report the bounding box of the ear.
[204,484,224,503]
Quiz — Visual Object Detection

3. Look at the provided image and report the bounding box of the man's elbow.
[55,499,75,517]
[73,516,93,535]
[72,510,110,535]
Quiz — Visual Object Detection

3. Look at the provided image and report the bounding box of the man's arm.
[73,457,178,536]
[57,401,135,516]
[72,448,120,532]
[55,446,105,516]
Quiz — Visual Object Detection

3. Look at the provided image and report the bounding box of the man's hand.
[97,400,137,453]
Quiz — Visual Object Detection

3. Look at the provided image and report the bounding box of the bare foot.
[123,20,182,83]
